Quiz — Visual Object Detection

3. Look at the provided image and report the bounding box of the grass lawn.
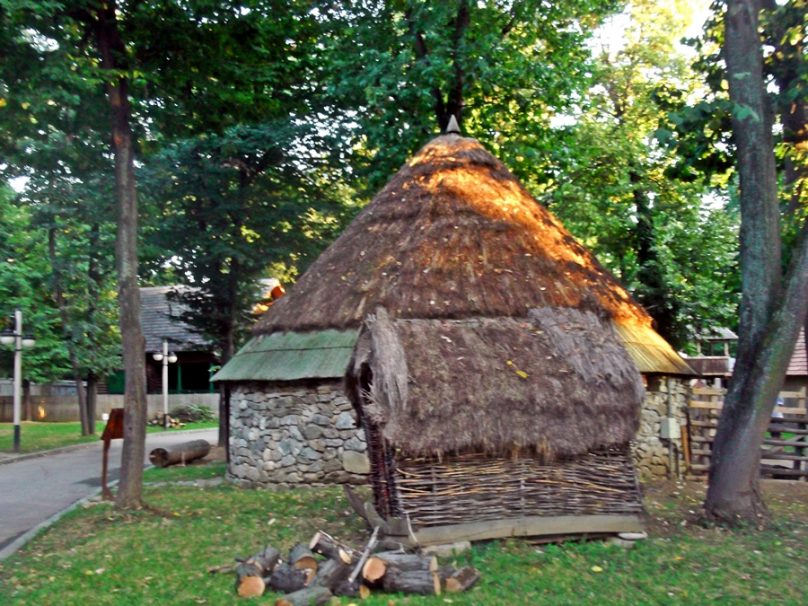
[0,421,219,454]
[1,472,806,606]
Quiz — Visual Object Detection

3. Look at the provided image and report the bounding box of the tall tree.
[322,0,618,190]
[547,0,740,346]
[704,0,808,524]
[2,0,149,507]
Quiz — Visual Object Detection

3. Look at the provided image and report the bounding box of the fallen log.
[274,586,332,606]
[309,530,356,564]
[382,567,441,595]
[266,563,308,593]
[148,439,210,468]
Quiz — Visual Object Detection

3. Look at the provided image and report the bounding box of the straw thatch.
[347,307,644,460]
[256,134,651,334]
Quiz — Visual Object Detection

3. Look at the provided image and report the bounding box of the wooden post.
[100,408,124,500]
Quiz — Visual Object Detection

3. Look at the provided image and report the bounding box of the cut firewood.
[311,558,352,591]
[382,567,441,595]
[332,578,371,598]
[236,574,265,598]
[249,546,281,574]
[274,586,332,606]
[373,538,409,553]
[348,526,380,584]
[361,556,387,583]
[148,439,210,468]
[288,543,318,573]
[443,566,480,593]
[363,552,437,583]
[309,530,356,564]
[266,563,308,594]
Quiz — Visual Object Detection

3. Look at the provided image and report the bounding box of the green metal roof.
[212,329,359,382]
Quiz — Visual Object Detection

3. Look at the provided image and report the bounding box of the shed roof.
[140,286,211,353]
[787,328,807,377]
[346,307,645,459]
[211,329,358,382]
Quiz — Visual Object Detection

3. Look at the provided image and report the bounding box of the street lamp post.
[1,309,36,452]
[152,339,177,429]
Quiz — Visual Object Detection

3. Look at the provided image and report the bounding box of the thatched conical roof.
[239,132,691,376]
[260,134,646,329]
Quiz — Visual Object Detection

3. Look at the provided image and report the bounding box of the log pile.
[147,413,185,428]
[228,529,480,603]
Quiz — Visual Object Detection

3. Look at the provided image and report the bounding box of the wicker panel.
[390,447,644,527]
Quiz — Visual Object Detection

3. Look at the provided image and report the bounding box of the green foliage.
[0,186,71,381]
[546,0,740,346]
[322,0,619,191]
[141,121,358,357]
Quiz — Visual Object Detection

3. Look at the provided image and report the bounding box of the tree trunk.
[86,372,97,434]
[92,1,147,510]
[704,0,802,524]
[48,227,91,435]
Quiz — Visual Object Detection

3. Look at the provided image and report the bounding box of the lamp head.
[152,353,164,362]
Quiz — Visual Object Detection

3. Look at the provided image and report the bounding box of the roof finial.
[445,114,461,135]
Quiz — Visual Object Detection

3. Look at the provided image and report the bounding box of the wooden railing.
[686,387,808,481]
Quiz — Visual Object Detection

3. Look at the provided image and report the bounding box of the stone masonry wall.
[633,377,689,479]
[228,380,370,487]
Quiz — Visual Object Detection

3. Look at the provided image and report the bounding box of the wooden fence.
[687,386,808,480]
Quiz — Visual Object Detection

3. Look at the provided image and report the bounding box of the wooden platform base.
[409,514,646,546]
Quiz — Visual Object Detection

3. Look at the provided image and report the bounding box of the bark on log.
[309,531,356,564]
[288,543,318,572]
[332,579,371,598]
[311,558,351,591]
[266,563,308,593]
[148,439,211,468]
[443,566,480,593]
[363,552,437,583]
[274,586,332,606]
[382,567,441,595]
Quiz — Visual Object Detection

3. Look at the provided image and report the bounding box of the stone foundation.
[228,380,370,487]
[633,376,689,479]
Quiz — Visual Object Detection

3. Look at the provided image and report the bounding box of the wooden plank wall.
[687,387,808,480]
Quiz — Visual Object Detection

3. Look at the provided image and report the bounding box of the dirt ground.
[642,478,808,536]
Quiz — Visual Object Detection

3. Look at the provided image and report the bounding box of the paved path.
[0,429,217,558]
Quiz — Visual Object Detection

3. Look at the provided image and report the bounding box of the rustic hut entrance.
[214,126,692,493]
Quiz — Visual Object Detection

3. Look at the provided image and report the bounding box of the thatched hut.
[214,129,692,492]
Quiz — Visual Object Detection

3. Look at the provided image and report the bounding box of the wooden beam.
[412,515,645,546]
